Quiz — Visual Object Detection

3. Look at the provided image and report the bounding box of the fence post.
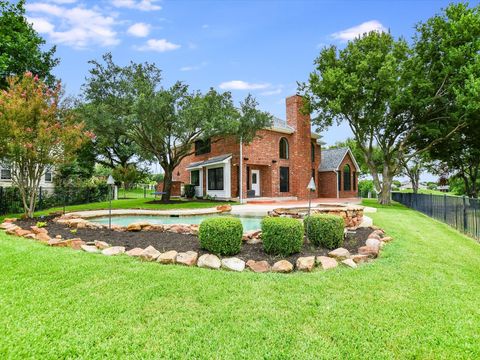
[463,196,467,232]
[144,185,147,199]
[430,193,433,217]
[443,194,447,223]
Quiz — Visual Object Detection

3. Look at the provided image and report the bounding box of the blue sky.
[26,0,466,150]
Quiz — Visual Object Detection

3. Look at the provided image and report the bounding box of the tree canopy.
[0,0,59,88]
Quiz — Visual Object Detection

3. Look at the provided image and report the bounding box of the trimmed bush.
[184,184,196,199]
[199,217,243,255]
[304,214,344,249]
[261,217,303,256]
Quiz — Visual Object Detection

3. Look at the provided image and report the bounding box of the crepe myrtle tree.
[129,82,273,203]
[0,73,91,217]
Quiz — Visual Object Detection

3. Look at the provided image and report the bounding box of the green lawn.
[0,197,234,222]
[0,200,479,358]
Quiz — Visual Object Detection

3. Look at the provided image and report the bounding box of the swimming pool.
[89,214,264,231]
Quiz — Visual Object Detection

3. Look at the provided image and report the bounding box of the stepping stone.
[272,260,293,273]
[328,248,350,260]
[176,251,198,266]
[81,245,99,253]
[140,246,161,261]
[157,250,178,264]
[126,248,144,257]
[316,256,338,270]
[246,260,270,273]
[296,256,315,272]
[341,259,357,268]
[221,257,245,272]
[197,254,221,269]
[102,246,126,256]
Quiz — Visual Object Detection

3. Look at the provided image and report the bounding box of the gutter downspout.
[239,136,243,204]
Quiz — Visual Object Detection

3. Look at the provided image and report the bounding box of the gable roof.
[319,147,360,172]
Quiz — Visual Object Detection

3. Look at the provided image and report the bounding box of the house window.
[279,138,289,159]
[45,169,53,182]
[311,169,315,180]
[190,170,200,186]
[337,171,341,191]
[280,167,289,192]
[353,172,356,191]
[311,143,315,162]
[194,138,211,155]
[1,167,12,180]
[208,167,224,190]
[343,164,351,191]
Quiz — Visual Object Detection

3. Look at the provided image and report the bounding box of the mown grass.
[0,197,234,222]
[0,200,479,358]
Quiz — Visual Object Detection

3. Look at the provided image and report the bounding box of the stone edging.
[0,218,392,273]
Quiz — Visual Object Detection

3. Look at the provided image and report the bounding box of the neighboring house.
[0,164,55,193]
[173,95,359,200]
[399,181,427,191]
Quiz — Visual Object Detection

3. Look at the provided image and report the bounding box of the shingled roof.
[319,147,360,172]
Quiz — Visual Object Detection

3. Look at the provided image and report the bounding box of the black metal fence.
[0,185,109,216]
[392,192,480,240]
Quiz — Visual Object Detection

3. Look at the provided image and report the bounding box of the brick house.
[172,95,359,200]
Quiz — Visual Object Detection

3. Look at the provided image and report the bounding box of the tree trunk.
[411,172,420,194]
[378,167,393,205]
[161,167,173,203]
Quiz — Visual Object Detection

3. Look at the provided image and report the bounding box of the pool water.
[89,214,263,231]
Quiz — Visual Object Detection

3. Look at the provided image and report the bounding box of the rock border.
[1,218,392,274]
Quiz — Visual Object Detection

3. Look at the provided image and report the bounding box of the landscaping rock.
[296,256,315,272]
[246,237,262,245]
[351,254,369,264]
[216,204,232,212]
[381,236,393,243]
[127,223,142,231]
[35,233,51,243]
[358,246,379,258]
[176,251,198,266]
[102,246,126,256]
[221,257,245,272]
[197,254,221,270]
[316,256,338,270]
[246,260,270,273]
[81,245,99,253]
[242,230,261,241]
[24,233,37,239]
[3,218,16,223]
[328,247,350,260]
[365,238,381,249]
[94,240,110,250]
[368,232,382,240]
[1,222,17,230]
[68,238,86,250]
[30,226,48,234]
[341,259,357,268]
[272,260,294,273]
[5,226,20,235]
[126,248,144,257]
[140,246,161,261]
[157,250,178,264]
[15,228,33,237]
[68,219,88,228]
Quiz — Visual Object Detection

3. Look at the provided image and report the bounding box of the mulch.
[15,216,372,264]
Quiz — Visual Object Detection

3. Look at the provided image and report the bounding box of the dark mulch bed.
[145,199,236,205]
[15,216,373,264]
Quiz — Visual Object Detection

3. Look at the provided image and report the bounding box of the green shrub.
[304,214,344,249]
[261,217,303,256]
[36,221,47,228]
[199,217,243,255]
[184,184,196,199]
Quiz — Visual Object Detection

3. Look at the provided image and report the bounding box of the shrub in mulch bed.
[304,214,344,249]
[199,217,243,256]
[261,217,304,256]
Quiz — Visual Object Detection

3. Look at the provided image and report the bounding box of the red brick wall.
[338,152,359,198]
[156,181,182,197]
[173,95,322,200]
[318,171,338,198]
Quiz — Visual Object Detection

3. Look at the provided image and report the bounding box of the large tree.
[409,3,480,198]
[81,53,150,170]
[126,67,272,202]
[0,73,89,217]
[0,0,59,88]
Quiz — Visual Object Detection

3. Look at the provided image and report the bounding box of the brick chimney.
[286,95,312,199]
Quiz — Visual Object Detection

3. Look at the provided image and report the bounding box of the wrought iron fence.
[0,185,109,216]
[392,192,480,240]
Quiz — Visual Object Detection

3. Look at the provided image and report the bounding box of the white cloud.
[26,2,119,48]
[111,0,161,11]
[260,88,282,96]
[136,38,180,52]
[219,80,270,90]
[127,22,150,37]
[331,20,386,42]
[180,61,207,71]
